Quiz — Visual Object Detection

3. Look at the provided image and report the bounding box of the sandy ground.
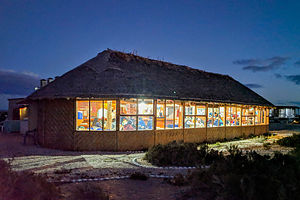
[0,130,298,199]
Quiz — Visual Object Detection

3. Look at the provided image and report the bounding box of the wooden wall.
[34,99,270,151]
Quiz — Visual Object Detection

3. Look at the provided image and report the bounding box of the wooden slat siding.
[37,100,44,145]
[75,132,117,151]
[43,99,74,150]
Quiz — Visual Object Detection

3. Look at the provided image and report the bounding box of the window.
[76,100,89,131]
[226,106,238,126]
[166,100,174,129]
[219,106,225,127]
[156,99,165,129]
[184,102,206,128]
[242,107,255,126]
[76,100,116,131]
[104,101,116,131]
[207,107,213,127]
[255,107,261,125]
[120,98,154,131]
[236,107,241,126]
[175,101,183,128]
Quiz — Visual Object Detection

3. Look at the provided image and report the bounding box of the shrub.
[129,172,148,180]
[187,149,300,200]
[67,183,109,200]
[145,141,223,167]
[277,134,300,147]
[0,159,60,200]
[168,174,187,186]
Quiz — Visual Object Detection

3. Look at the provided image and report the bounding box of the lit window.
[166,100,174,129]
[138,99,153,115]
[219,107,225,127]
[76,100,89,131]
[236,107,241,126]
[207,107,213,127]
[195,116,205,128]
[120,116,136,131]
[226,106,231,126]
[230,107,237,126]
[120,99,137,115]
[184,116,195,128]
[103,100,116,131]
[156,99,165,129]
[90,101,103,131]
[138,116,153,130]
[175,102,183,129]
[185,102,195,115]
[196,105,206,115]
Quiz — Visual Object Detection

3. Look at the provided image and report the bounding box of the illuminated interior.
[76,99,270,131]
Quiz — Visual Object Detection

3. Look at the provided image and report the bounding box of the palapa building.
[26,49,273,151]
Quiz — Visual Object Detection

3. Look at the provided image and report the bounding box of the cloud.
[0,93,24,110]
[0,68,40,95]
[285,75,300,85]
[233,56,289,72]
[274,73,282,78]
[244,83,263,89]
[295,60,300,66]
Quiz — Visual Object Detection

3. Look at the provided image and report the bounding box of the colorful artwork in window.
[120,99,137,115]
[138,99,153,115]
[76,100,89,131]
[166,100,174,129]
[236,107,241,126]
[185,102,195,115]
[138,116,153,130]
[90,101,103,131]
[196,116,205,128]
[219,107,225,127]
[230,107,237,126]
[255,107,261,125]
[156,99,165,129]
[226,107,231,126]
[207,107,213,127]
[175,102,183,129]
[103,100,116,131]
[196,105,206,115]
[184,116,195,128]
[120,116,136,131]
[213,107,220,127]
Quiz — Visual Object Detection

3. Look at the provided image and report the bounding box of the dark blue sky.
[1,0,300,109]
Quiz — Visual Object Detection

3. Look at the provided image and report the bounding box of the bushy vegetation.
[187,148,300,200]
[277,134,300,147]
[67,183,109,200]
[145,141,222,166]
[147,140,300,200]
[0,159,61,200]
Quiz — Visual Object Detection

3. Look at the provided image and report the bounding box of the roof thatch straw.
[27,49,273,106]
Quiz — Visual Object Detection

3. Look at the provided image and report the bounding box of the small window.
[195,116,206,128]
[185,102,195,115]
[166,100,174,129]
[207,107,213,127]
[138,116,153,130]
[76,100,89,131]
[175,102,183,129]
[138,99,153,115]
[156,99,165,129]
[120,99,137,115]
[196,105,206,115]
[90,101,103,131]
[120,116,136,131]
[184,116,195,128]
[103,100,116,131]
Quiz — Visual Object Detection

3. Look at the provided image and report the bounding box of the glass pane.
[138,99,153,115]
[196,105,206,115]
[231,107,237,126]
[166,100,174,129]
[76,100,89,131]
[185,102,195,115]
[104,100,116,131]
[196,116,206,128]
[242,117,248,126]
[213,107,220,127]
[120,116,136,131]
[236,107,241,126]
[226,107,231,126]
[255,107,261,125]
[138,116,153,130]
[120,99,137,115]
[156,99,165,129]
[248,117,254,125]
[184,116,195,128]
[175,102,183,129]
[207,107,213,127]
[219,107,225,127]
[90,101,103,131]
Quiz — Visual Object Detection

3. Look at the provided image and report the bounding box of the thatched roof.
[27,49,273,106]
